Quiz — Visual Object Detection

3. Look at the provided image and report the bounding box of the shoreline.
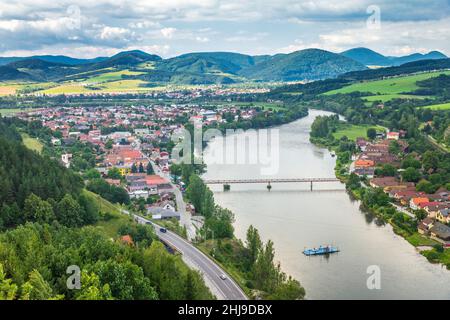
[307,112,450,270]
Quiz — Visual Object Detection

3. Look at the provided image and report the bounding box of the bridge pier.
[223,184,230,191]
[310,181,313,191]
[267,181,272,191]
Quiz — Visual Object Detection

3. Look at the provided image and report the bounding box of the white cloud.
[160,27,177,39]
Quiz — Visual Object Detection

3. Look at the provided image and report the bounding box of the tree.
[346,173,361,190]
[56,194,83,227]
[416,180,437,194]
[402,156,421,169]
[146,163,154,175]
[367,128,377,140]
[105,139,113,149]
[23,194,55,224]
[20,269,61,300]
[131,163,138,174]
[253,240,281,293]
[138,162,145,173]
[92,259,157,300]
[75,272,113,300]
[186,175,206,213]
[376,164,397,177]
[389,140,401,155]
[107,168,121,179]
[246,225,262,267]
[267,278,305,300]
[422,151,439,172]
[401,167,421,182]
[0,263,18,300]
[84,168,101,180]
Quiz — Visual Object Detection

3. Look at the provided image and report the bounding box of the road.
[124,210,247,300]
[139,146,197,240]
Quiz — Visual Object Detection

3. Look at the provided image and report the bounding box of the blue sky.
[0,0,449,58]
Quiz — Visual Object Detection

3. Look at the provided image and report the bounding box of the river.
[202,109,450,300]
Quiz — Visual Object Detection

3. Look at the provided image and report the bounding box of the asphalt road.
[127,211,247,300]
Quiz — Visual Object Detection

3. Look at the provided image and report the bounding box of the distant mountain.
[239,49,367,81]
[159,52,262,75]
[341,47,447,66]
[90,50,161,70]
[0,55,107,66]
[0,65,32,81]
[340,48,390,66]
[391,51,447,66]
[1,48,447,85]
[6,58,79,81]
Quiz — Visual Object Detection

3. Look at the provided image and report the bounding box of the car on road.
[146,221,152,225]
[160,227,167,233]
[219,274,227,280]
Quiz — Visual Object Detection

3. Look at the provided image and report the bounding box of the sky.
[0,0,449,58]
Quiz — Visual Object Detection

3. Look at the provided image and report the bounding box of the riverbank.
[308,114,450,270]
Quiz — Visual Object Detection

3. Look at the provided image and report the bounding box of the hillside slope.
[239,49,367,81]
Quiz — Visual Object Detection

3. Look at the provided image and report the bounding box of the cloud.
[0,1,448,57]
[160,27,177,39]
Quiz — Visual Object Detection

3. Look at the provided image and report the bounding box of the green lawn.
[406,232,439,247]
[333,124,385,141]
[325,71,450,97]
[21,133,43,153]
[421,102,450,110]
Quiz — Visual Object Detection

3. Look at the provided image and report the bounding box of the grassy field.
[21,133,43,153]
[421,102,450,110]
[362,94,433,103]
[87,190,133,238]
[333,124,385,141]
[325,71,450,98]
[82,69,145,84]
[0,108,35,116]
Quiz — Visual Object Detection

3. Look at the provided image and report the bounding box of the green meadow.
[333,124,386,141]
[421,102,450,111]
[325,71,450,96]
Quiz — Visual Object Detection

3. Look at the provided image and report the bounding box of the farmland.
[421,102,450,110]
[333,124,386,141]
[325,71,450,96]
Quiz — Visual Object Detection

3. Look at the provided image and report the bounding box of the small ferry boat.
[303,245,339,256]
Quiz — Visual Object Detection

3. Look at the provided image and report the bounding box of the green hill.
[239,49,367,81]
[341,47,447,66]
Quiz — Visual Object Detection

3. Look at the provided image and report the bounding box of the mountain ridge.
[341,47,447,66]
[0,47,447,85]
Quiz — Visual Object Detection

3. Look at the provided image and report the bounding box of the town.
[350,130,450,245]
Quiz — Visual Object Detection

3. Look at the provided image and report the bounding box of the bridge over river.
[203,177,341,191]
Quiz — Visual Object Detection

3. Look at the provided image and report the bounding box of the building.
[437,208,450,224]
[430,222,450,242]
[120,235,134,246]
[418,217,435,235]
[387,132,400,140]
[61,153,73,168]
[410,197,430,210]
[148,207,180,220]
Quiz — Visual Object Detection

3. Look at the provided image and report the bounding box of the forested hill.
[0,117,213,300]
